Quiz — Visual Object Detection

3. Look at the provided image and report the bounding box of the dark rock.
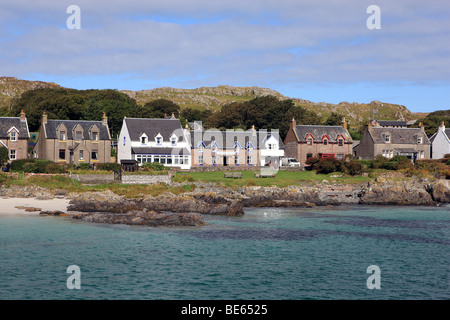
[40,210,69,216]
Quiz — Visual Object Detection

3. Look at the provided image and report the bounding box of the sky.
[0,1,449,113]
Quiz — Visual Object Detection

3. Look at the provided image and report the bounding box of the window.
[199,154,204,165]
[10,132,17,141]
[79,150,84,160]
[123,137,126,146]
[141,136,147,144]
[75,131,82,141]
[418,136,423,144]
[268,143,277,150]
[307,138,313,145]
[9,149,16,160]
[198,142,204,152]
[171,136,177,146]
[212,155,217,165]
[92,132,98,141]
[156,136,162,144]
[235,156,239,165]
[92,151,98,160]
[337,154,344,160]
[247,155,252,165]
[59,131,66,141]
[338,139,344,146]
[59,149,66,160]
[323,139,328,145]
[420,151,424,159]
[385,134,391,143]
[306,153,313,160]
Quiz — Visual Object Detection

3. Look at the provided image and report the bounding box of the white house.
[118,117,191,169]
[430,121,450,159]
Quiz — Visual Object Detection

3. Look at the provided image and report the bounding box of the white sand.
[0,197,71,215]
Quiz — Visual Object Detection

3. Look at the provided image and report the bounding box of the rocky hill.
[0,76,62,110]
[0,76,417,126]
[120,85,416,125]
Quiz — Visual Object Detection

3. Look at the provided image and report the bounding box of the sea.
[0,205,449,300]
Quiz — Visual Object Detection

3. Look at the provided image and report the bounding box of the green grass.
[174,170,371,188]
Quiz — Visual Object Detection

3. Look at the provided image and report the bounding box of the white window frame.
[9,149,16,160]
[10,131,17,141]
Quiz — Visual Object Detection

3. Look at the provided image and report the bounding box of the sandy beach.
[0,197,71,215]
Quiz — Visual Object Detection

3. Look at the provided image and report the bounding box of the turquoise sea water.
[0,205,449,300]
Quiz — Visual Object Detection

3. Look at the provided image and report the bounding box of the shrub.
[10,159,65,173]
[97,162,120,172]
[305,157,319,171]
[314,158,341,174]
[345,160,363,176]
[141,162,167,171]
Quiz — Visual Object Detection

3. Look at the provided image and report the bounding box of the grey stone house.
[0,110,30,163]
[355,121,430,161]
[34,111,112,165]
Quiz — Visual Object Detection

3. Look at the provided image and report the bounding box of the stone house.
[117,117,191,169]
[34,111,112,165]
[0,110,30,163]
[284,118,353,165]
[355,121,430,161]
[189,124,284,168]
[429,121,450,159]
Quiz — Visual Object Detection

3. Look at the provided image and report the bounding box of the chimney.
[20,109,26,121]
[365,120,372,130]
[102,112,108,126]
[290,117,296,130]
[419,122,424,131]
[439,121,445,132]
[171,112,175,119]
[341,117,347,129]
[42,110,48,125]
[251,124,256,135]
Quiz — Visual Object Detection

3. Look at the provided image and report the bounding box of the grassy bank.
[174,170,372,188]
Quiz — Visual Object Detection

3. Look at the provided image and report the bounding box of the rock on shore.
[72,210,205,227]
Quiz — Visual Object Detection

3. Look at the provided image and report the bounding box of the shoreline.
[0,197,71,215]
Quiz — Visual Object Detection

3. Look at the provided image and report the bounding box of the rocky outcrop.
[72,210,205,227]
[67,191,244,216]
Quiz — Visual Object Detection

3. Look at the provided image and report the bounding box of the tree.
[134,99,180,119]
[324,112,344,126]
[0,147,8,167]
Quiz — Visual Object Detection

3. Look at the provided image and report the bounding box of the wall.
[121,174,171,184]
[70,173,115,184]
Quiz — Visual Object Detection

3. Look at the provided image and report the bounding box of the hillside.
[0,77,417,127]
[120,85,416,126]
[0,77,62,110]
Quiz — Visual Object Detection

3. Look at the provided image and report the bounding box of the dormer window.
[323,139,328,146]
[385,134,391,143]
[155,133,163,145]
[338,138,344,146]
[75,131,82,141]
[92,132,98,141]
[10,131,17,141]
[418,136,423,144]
[141,136,147,144]
[307,138,313,145]
[198,142,204,152]
[59,131,66,141]
[171,135,177,146]
[268,143,277,149]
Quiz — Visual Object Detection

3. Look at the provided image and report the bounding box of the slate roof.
[124,118,185,142]
[429,128,450,143]
[190,129,284,149]
[294,125,352,142]
[371,120,408,127]
[0,116,30,139]
[368,127,430,144]
[44,120,110,140]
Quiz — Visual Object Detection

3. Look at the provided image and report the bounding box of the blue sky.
[1,1,449,113]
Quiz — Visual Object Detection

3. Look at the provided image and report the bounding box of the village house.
[283,118,353,165]
[189,123,284,168]
[354,120,430,161]
[117,117,191,170]
[34,111,112,165]
[429,121,450,159]
[0,110,30,163]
